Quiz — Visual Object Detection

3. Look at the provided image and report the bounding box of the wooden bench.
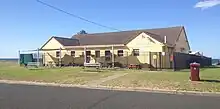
[84,63,101,68]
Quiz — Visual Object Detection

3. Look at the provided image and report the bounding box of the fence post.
[126,51,128,67]
[43,52,45,66]
[155,55,157,70]
[164,52,166,69]
[18,50,20,66]
[111,45,114,68]
[84,46,86,64]
[159,52,162,70]
[149,52,152,70]
[172,53,176,71]
[37,48,40,67]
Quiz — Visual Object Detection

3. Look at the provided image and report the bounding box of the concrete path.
[86,73,128,86]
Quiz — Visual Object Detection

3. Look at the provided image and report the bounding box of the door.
[86,51,91,63]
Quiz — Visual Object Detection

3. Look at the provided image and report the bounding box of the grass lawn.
[1,61,220,92]
[0,61,115,85]
[101,68,220,92]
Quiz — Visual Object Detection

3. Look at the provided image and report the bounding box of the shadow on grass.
[28,68,44,70]
[203,66,220,69]
[83,69,104,73]
[176,66,220,72]
[174,69,190,72]
[200,79,220,83]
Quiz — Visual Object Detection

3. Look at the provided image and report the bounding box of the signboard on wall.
[162,52,165,56]
[153,55,157,59]
[170,55,173,61]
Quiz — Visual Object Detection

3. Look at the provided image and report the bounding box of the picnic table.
[128,64,142,69]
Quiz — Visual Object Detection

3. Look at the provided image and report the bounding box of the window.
[71,51,75,57]
[95,51,100,58]
[133,49,139,56]
[117,50,123,57]
[56,51,60,57]
[105,50,111,61]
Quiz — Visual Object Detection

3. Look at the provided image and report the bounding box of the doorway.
[86,51,91,63]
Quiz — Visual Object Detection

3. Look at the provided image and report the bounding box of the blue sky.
[0,0,220,58]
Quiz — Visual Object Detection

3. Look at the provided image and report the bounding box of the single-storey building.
[40,26,190,68]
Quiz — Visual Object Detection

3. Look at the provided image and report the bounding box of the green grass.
[101,68,220,92]
[1,61,220,92]
[0,61,114,85]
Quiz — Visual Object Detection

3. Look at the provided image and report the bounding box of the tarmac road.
[0,83,220,109]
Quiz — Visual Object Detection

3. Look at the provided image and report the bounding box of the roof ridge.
[53,36,78,40]
[70,26,184,47]
[73,26,183,36]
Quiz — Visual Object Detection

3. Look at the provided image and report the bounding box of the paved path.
[1,83,220,109]
[86,73,128,86]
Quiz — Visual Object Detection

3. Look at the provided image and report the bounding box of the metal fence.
[76,51,173,69]
[173,52,212,70]
[19,50,44,66]
[32,50,212,70]
[80,51,212,70]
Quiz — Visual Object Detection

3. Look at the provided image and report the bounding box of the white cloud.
[194,0,220,9]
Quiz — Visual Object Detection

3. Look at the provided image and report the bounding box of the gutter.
[64,44,125,49]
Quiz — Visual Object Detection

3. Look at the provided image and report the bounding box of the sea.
[212,59,220,64]
[0,58,18,62]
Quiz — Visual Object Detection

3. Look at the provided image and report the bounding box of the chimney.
[164,36,167,44]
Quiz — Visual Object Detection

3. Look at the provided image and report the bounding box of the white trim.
[41,37,65,50]
[142,32,164,45]
[126,32,165,47]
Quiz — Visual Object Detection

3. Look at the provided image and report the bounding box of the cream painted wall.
[126,32,164,64]
[41,33,171,68]
[42,38,64,65]
[43,43,130,66]
[174,29,190,53]
[78,47,129,64]
[41,38,82,65]
[41,38,64,49]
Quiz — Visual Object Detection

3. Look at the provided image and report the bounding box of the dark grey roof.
[53,37,80,46]
[72,26,184,46]
[143,26,183,46]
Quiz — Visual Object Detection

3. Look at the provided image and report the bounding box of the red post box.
[190,62,200,81]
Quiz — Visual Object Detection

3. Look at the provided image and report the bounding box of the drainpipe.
[37,48,40,67]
